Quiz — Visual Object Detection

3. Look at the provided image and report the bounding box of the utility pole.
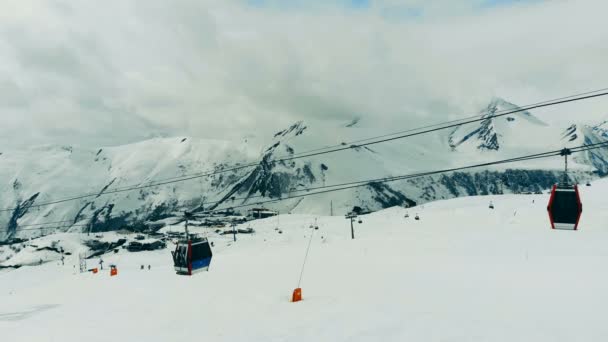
[330,201,333,216]
[231,221,237,242]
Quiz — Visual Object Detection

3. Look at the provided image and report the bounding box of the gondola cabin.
[172,237,213,275]
[547,184,582,230]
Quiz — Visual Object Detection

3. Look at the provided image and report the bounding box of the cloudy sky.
[1,0,607,149]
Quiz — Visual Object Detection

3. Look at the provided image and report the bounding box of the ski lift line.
[2,90,607,215]
[284,87,608,158]
[80,101,558,193]
[297,222,317,288]
[0,164,261,213]
[184,151,558,217]
[7,133,608,226]
[7,141,608,232]
[5,141,608,233]
[269,91,608,162]
[209,140,608,210]
[7,142,608,235]
[191,141,608,214]
[80,88,608,190]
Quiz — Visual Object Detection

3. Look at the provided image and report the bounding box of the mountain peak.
[273,121,307,139]
[448,98,548,151]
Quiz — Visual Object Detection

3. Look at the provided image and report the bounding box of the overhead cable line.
[6,141,607,233]
[104,87,608,190]
[2,90,608,214]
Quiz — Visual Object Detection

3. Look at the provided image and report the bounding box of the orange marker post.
[292,288,302,302]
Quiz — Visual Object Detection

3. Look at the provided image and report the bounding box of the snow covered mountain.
[448,98,549,152]
[1,99,606,241]
[562,121,608,175]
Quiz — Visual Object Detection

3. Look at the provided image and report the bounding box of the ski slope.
[2,179,608,341]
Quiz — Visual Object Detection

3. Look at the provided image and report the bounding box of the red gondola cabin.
[547,184,582,230]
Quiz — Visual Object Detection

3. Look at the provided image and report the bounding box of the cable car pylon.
[547,148,583,231]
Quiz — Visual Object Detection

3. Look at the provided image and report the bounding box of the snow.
[3,105,607,241]
[2,179,608,341]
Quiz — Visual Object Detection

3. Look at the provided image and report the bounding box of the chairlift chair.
[489,201,495,209]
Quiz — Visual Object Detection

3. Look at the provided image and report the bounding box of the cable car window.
[192,242,212,260]
[175,246,188,267]
[552,190,578,224]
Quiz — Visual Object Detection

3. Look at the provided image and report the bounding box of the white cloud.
[0,0,607,149]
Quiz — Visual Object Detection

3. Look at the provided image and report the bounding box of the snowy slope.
[1,99,607,240]
[562,121,608,175]
[449,98,551,152]
[2,179,608,341]
[0,138,259,240]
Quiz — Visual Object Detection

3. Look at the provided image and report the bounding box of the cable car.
[547,184,582,231]
[546,148,583,231]
[172,211,213,276]
[172,237,213,275]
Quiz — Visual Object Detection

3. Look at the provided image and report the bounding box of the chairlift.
[547,149,583,231]
[405,212,409,218]
[489,201,495,210]
[586,181,591,187]
[415,214,420,221]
